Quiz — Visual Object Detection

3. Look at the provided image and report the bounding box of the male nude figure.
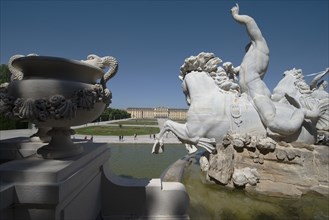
[231,4,306,135]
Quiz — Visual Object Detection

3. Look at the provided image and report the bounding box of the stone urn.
[0,54,118,159]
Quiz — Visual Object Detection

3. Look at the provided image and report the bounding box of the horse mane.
[179,52,240,94]
[283,68,303,79]
[284,68,312,94]
[179,52,222,79]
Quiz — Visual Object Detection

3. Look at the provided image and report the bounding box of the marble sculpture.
[152,4,328,154]
[152,4,329,198]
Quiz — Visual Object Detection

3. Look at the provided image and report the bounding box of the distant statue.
[152,5,328,154]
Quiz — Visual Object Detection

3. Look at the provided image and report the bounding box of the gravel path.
[0,119,181,144]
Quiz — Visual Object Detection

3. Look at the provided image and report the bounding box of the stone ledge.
[0,143,110,220]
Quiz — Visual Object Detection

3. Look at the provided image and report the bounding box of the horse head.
[272,68,310,102]
[179,52,241,105]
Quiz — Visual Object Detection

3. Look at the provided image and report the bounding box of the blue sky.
[1,0,328,109]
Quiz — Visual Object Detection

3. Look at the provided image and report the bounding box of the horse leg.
[197,137,216,152]
[152,120,199,154]
[185,144,198,154]
[152,120,216,154]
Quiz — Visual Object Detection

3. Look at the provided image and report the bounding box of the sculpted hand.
[231,3,239,16]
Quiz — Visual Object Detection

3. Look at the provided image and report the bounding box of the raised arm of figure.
[231,4,264,43]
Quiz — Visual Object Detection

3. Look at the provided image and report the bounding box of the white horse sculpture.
[272,68,329,131]
[152,52,321,154]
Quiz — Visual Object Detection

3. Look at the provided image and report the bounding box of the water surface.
[108,143,187,178]
[108,144,329,220]
[184,156,329,220]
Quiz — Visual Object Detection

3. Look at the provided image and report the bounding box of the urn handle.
[82,54,118,84]
[82,54,118,98]
[8,54,38,81]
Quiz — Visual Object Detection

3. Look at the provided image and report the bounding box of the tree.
[95,108,131,122]
[0,64,10,84]
[0,64,28,130]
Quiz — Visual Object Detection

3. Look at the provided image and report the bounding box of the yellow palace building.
[126,107,187,120]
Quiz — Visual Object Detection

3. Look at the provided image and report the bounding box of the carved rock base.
[202,141,329,198]
[37,127,83,159]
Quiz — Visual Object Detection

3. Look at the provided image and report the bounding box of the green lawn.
[110,118,186,125]
[110,119,158,126]
[172,119,186,123]
[74,125,160,136]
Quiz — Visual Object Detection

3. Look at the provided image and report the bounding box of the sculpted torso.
[231,5,270,97]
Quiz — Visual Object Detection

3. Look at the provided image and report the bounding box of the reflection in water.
[108,143,187,178]
[183,156,329,220]
[108,144,329,220]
